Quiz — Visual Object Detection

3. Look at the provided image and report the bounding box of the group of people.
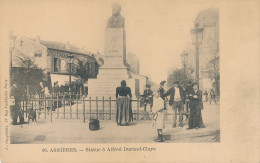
[114,79,206,142]
[153,80,205,142]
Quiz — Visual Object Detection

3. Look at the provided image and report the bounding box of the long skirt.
[189,105,201,128]
[153,110,165,129]
[116,97,133,124]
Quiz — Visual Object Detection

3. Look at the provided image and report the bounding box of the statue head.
[112,2,121,16]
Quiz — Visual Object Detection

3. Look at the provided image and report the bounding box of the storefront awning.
[50,74,80,86]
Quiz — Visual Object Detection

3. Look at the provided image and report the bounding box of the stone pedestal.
[88,28,136,98]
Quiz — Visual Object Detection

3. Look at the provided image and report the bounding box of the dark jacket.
[189,89,203,109]
[162,86,185,105]
[116,86,132,98]
[143,89,153,103]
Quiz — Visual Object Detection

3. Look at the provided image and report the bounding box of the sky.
[3,0,218,84]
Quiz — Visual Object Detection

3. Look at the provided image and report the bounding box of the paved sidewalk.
[10,103,220,143]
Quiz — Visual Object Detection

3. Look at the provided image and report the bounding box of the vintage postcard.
[0,0,259,162]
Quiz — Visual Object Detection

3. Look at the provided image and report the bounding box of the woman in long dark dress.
[115,80,133,126]
[187,83,203,129]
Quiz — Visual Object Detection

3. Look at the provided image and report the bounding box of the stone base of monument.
[87,71,139,116]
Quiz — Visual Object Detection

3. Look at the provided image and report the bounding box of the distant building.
[126,52,148,95]
[126,52,140,74]
[10,34,104,93]
[194,8,219,90]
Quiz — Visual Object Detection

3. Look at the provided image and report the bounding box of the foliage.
[205,56,220,95]
[11,57,47,96]
[167,68,193,88]
[72,58,90,94]
[72,58,89,83]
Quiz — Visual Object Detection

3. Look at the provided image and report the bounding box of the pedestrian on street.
[10,83,22,125]
[151,88,166,142]
[187,82,204,130]
[162,81,185,128]
[204,90,208,102]
[143,84,153,112]
[209,89,217,104]
[115,80,133,126]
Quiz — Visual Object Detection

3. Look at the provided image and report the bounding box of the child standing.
[151,81,167,142]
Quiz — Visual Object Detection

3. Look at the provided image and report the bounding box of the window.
[54,58,58,72]
[60,59,67,72]
[89,63,93,75]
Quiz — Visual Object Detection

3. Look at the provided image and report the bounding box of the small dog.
[28,108,37,125]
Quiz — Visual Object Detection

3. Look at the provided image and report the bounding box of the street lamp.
[181,51,188,79]
[67,54,74,94]
[191,22,203,87]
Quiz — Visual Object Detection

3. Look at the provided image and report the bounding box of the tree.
[205,56,220,95]
[72,58,90,94]
[167,68,193,88]
[11,57,46,96]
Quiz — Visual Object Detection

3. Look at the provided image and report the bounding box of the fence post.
[115,101,116,121]
[83,96,85,123]
[44,95,46,119]
[32,97,34,111]
[22,100,25,116]
[89,96,92,120]
[102,96,105,120]
[38,94,40,119]
[96,96,98,119]
[26,96,28,118]
[34,95,37,115]
[137,98,139,121]
[63,95,65,119]
[76,94,79,119]
[69,94,72,119]
[56,93,59,119]
[52,93,55,112]
[109,97,112,120]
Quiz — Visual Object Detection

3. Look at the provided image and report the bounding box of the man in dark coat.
[162,81,185,127]
[143,84,153,112]
[10,83,22,125]
[187,82,204,129]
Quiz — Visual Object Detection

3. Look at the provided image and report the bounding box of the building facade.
[11,35,104,94]
[194,8,219,91]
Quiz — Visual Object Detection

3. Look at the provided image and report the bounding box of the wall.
[14,36,48,71]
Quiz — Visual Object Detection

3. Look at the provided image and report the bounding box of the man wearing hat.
[162,80,185,127]
[143,84,153,112]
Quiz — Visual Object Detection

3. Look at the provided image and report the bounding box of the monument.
[88,3,138,98]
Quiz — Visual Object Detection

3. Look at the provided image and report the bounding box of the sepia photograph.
[0,0,259,162]
[8,1,220,144]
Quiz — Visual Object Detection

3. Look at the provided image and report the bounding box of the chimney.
[36,35,40,44]
[66,42,70,50]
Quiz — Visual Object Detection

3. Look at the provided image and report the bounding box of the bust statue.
[106,3,125,28]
